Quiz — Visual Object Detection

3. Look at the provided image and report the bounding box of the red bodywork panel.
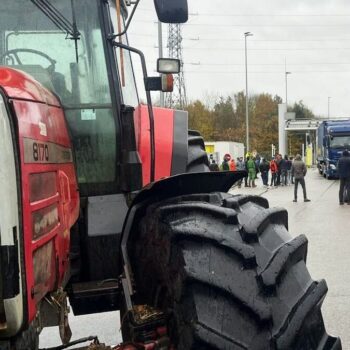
[0,67,79,323]
[0,67,59,106]
[134,105,175,186]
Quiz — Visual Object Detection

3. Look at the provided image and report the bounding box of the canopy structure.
[285,119,322,131]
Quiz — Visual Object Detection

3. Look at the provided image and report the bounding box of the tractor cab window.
[109,4,139,108]
[0,0,118,195]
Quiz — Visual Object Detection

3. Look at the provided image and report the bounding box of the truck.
[317,120,350,179]
[205,141,244,165]
[0,0,341,349]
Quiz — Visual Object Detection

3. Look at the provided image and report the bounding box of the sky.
[126,0,350,118]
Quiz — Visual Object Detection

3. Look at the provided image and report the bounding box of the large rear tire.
[186,130,209,173]
[127,193,341,349]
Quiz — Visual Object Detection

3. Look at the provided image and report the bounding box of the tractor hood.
[0,67,59,106]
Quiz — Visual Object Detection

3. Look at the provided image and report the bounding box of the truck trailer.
[317,120,350,179]
[205,141,244,164]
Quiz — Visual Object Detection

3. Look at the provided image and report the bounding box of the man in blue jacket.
[337,150,350,205]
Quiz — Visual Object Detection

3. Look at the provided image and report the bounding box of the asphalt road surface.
[40,169,349,349]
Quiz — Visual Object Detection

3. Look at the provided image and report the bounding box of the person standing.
[209,160,219,172]
[270,157,278,186]
[280,155,289,186]
[229,158,236,171]
[276,154,282,186]
[236,157,245,188]
[259,158,270,187]
[221,155,230,171]
[244,157,249,187]
[291,154,310,202]
[247,157,257,187]
[337,150,350,205]
[287,156,293,185]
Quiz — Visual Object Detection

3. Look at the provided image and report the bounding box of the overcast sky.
[127,0,350,118]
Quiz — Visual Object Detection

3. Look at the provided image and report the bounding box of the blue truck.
[317,120,350,179]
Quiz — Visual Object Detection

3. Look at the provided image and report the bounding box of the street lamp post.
[328,97,331,119]
[285,71,291,110]
[244,31,253,152]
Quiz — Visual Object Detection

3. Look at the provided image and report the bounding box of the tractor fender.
[132,170,246,207]
[120,170,246,300]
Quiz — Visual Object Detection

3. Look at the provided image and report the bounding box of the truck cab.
[317,120,350,179]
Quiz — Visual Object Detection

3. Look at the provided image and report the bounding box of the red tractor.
[0,0,341,349]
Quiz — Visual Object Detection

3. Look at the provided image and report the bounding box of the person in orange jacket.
[229,158,236,171]
[270,157,278,186]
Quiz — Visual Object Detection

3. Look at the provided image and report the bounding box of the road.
[40,169,349,348]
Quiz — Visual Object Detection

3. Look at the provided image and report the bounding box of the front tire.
[126,193,341,349]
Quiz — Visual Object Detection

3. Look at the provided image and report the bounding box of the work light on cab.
[157,58,180,74]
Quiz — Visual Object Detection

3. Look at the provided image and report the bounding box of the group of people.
[209,152,311,202]
[210,150,350,205]
[268,154,294,187]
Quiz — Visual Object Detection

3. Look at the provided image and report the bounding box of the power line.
[136,20,350,28]
[134,44,350,51]
[187,62,350,66]
[184,70,350,74]
[187,13,350,17]
[182,47,350,51]
[137,8,350,17]
[184,37,350,43]
[128,33,350,42]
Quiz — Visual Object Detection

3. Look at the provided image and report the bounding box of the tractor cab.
[0,0,134,196]
[0,0,186,197]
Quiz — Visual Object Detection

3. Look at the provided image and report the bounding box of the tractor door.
[0,94,23,338]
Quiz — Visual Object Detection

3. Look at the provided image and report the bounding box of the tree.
[250,93,279,157]
[185,100,214,140]
[185,92,315,159]
[212,96,235,141]
[291,100,315,119]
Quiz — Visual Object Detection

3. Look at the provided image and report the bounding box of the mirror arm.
[109,0,141,40]
[114,41,156,183]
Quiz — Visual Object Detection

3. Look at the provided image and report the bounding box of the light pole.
[244,31,253,152]
[328,96,331,119]
[285,71,291,110]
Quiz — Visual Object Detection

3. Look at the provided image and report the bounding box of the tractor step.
[40,305,173,350]
[68,280,121,315]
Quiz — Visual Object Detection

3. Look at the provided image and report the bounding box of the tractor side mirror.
[153,0,188,23]
[144,74,174,92]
